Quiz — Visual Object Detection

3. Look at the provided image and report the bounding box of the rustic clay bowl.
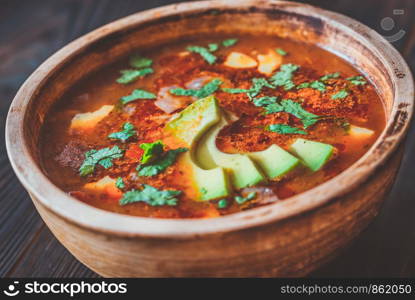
[6,0,414,277]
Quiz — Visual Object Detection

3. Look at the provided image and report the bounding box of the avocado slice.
[196,117,266,189]
[164,96,231,201]
[165,95,220,147]
[182,153,231,201]
[249,144,300,179]
[289,138,334,171]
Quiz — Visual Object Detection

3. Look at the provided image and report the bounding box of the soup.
[40,35,385,218]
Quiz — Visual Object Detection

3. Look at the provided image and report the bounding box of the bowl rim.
[6,0,414,238]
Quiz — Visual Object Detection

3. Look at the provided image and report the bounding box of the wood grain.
[0,0,414,277]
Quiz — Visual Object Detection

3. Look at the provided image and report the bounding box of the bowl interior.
[7,0,413,237]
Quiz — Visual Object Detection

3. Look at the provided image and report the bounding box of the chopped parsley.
[116,177,125,190]
[120,89,156,105]
[169,79,222,99]
[116,68,153,84]
[222,38,238,47]
[264,99,320,128]
[296,80,326,92]
[267,124,307,135]
[79,146,124,176]
[347,75,367,86]
[331,89,349,100]
[119,184,181,206]
[108,122,136,142]
[208,43,219,52]
[137,147,188,177]
[275,48,287,56]
[187,46,217,64]
[129,54,153,69]
[270,64,299,90]
[320,72,340,81]
[139,141,164,164]
[217,199,228,209]
[223,78,274,99]
[235,192,257,205]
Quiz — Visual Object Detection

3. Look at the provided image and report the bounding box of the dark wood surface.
[0,0,414,278]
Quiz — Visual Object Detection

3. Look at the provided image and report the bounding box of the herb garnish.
[187,46,217,64]
[139,141,164,164]
[169,79,222,99]
[119,184,181,206]
[320,72,340,81]
[79,146,124,176]
[264,99,320,128]
[137,142,188,177]
[253,96,279,107]
[347,75,367,86]
[267,124,307,135]
[270,63,299,90]
[129,54,153,69]
[331,89,349,100]
[108,122,136,142]
[116,68,154,84]
[208,43,219,52]
[275,48,287,56]
[296,80,326,92]
[235,192,257,205]
[222,38,238,47]
[116,177,125,190]
[120,89,156,105]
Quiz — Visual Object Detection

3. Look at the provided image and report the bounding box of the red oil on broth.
[40,34,386,218]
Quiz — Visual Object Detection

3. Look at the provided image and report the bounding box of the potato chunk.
[224,52,257,69]
[83,176,122,198]
[70,105,114,130]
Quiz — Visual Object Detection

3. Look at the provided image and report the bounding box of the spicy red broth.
[40,35,385,218]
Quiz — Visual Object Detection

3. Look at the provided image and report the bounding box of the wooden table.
[1,0,414,277]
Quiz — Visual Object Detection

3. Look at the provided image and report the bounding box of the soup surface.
[40,35,385,218]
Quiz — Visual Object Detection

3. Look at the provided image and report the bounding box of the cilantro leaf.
[129,54,153,69]
[347,75,367,86]
[119,184,181,206]
[116,68,153,84]
[270,64,299,90]
[120,89,156,105]
[222,38,238,47]
[264,99,320,128]
[297,80,326,92]
[108,122,136,142]
[275,48,287,56]
[208,43,219,52]
[217,199,228,209]
[116,177,125,190]
[137,147,188,177]
[278,99,320,128]
[331,89,349,99]
[79,146,124,176]
[139,140,164,164]
[235,192,257,205]
[320,72,340,81]
[222,78,274,99]
[187,46,217,64]
[267,124,307,135]
[169,79,222,99]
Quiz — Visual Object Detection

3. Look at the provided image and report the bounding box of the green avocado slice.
[164,96,232,201]
[249,144,300,179]
[289,138,334,171]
